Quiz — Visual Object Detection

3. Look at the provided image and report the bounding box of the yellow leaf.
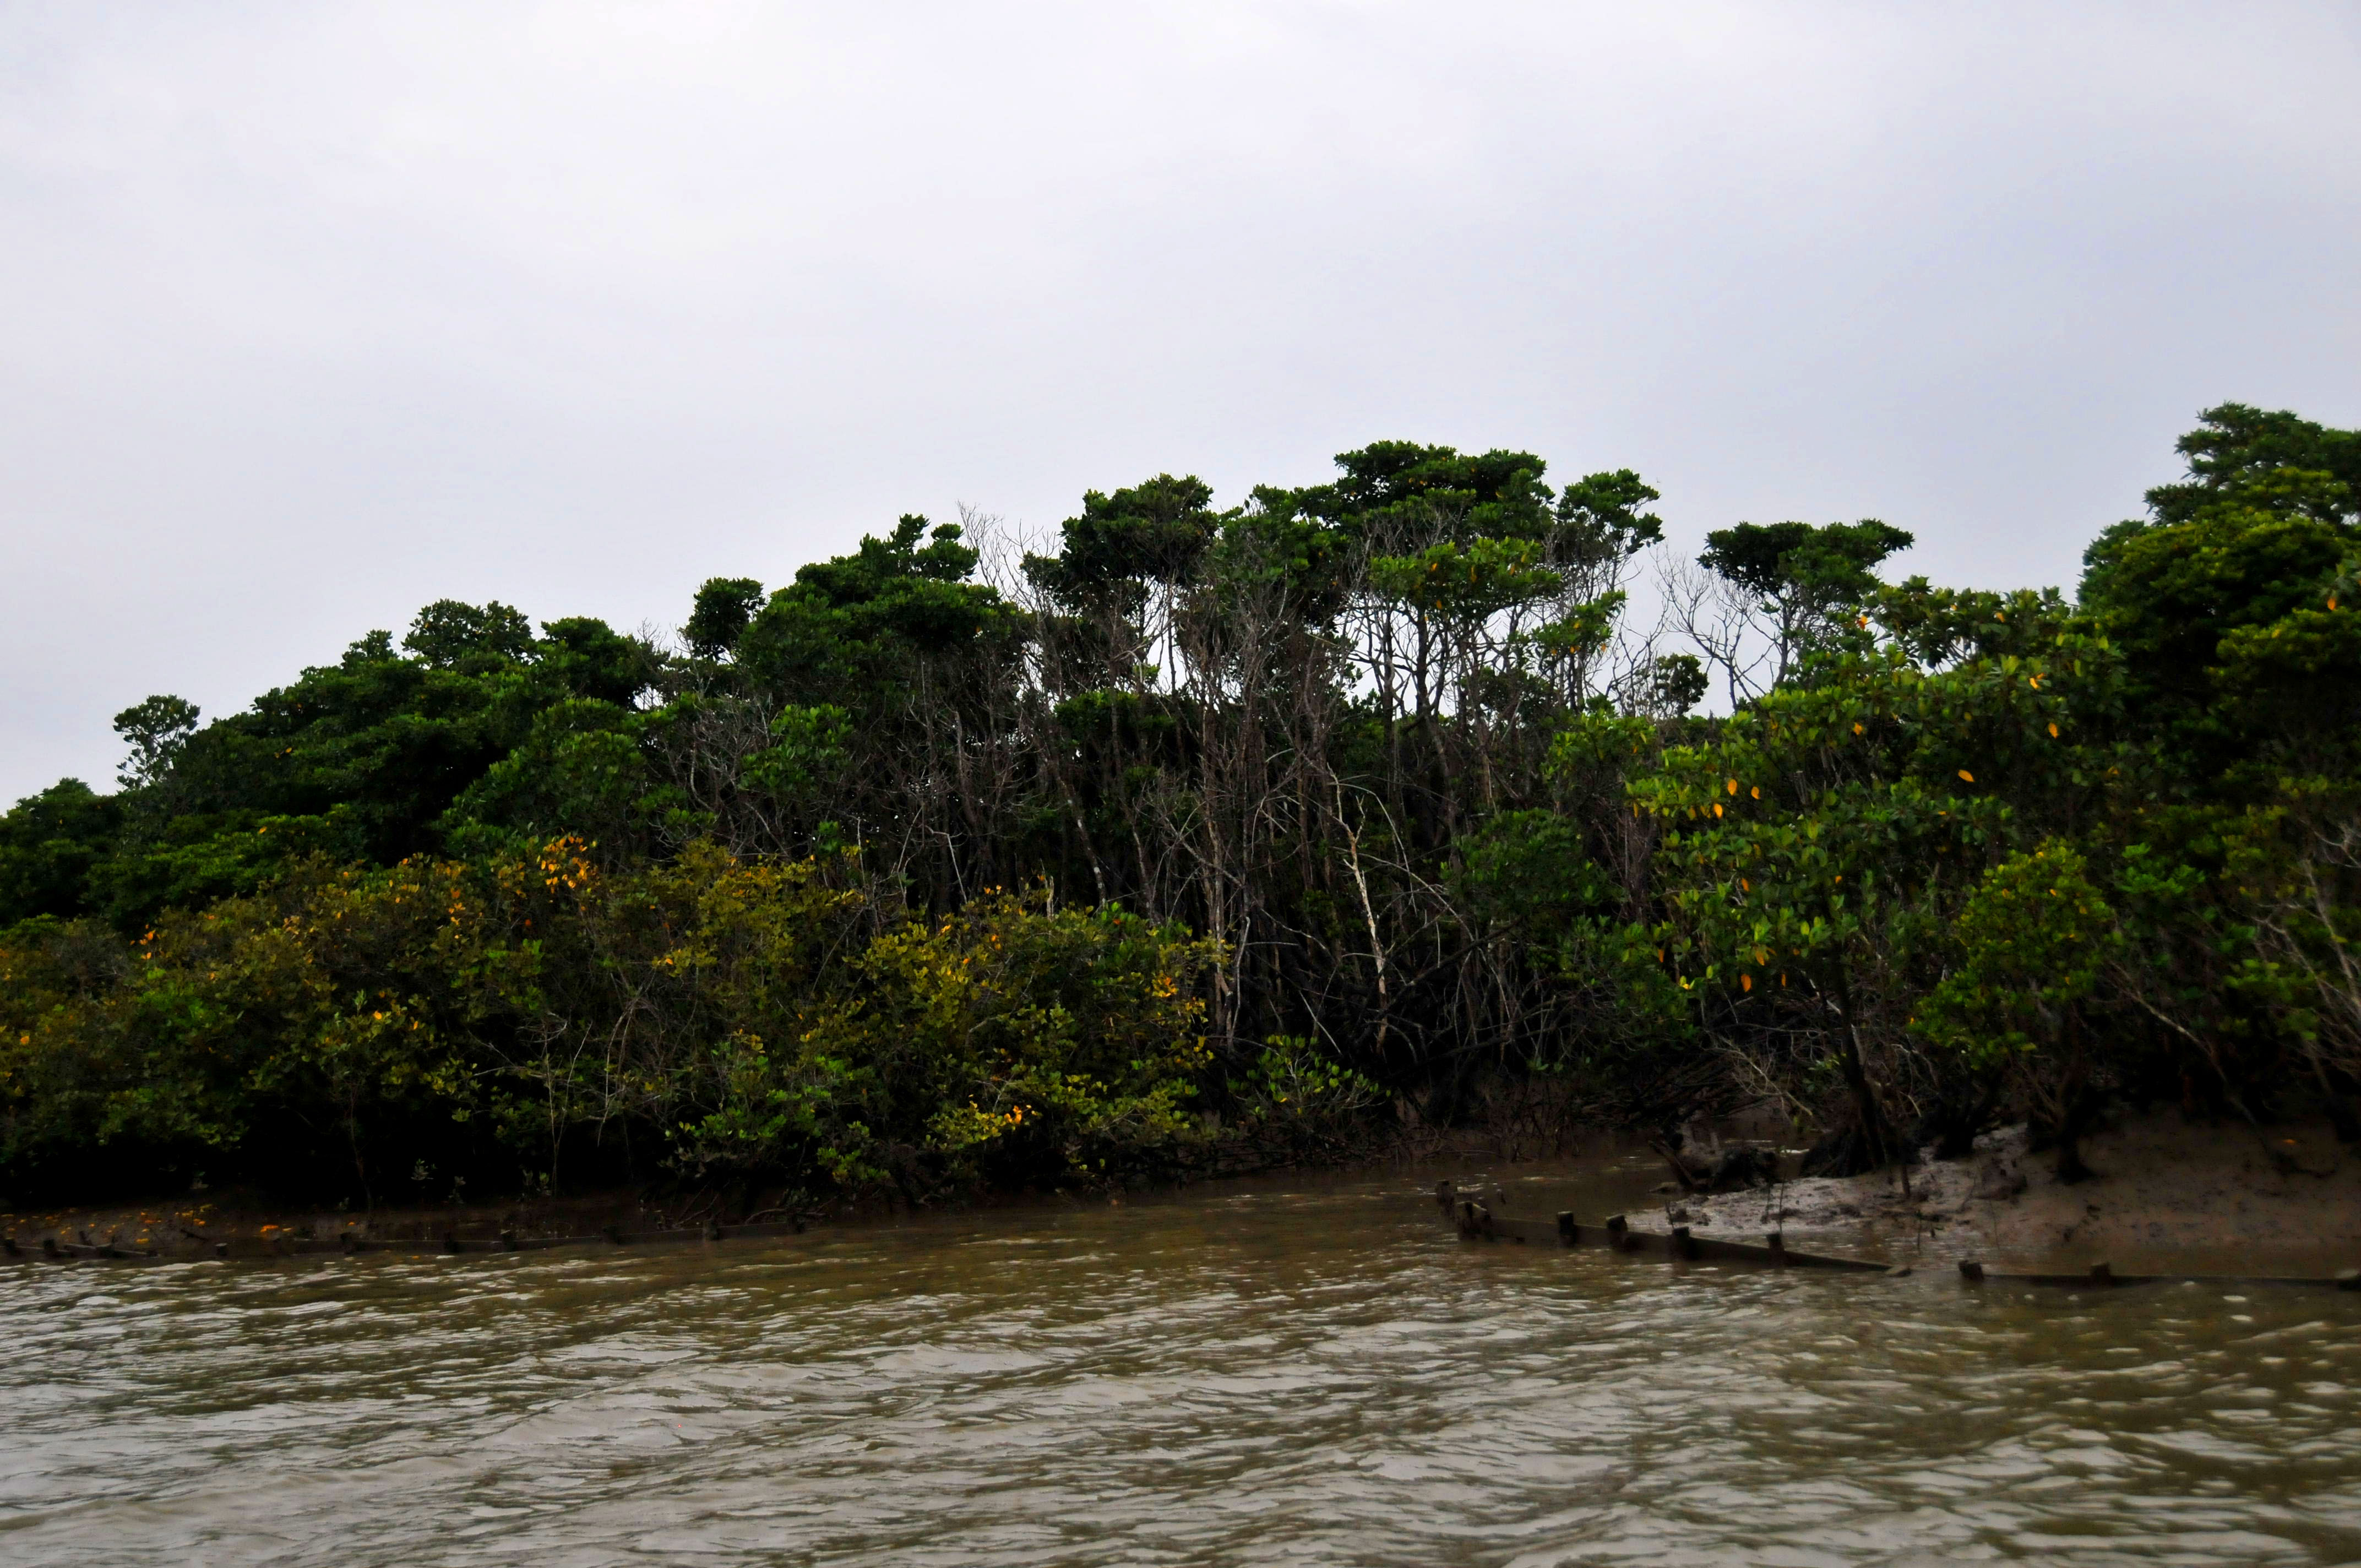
[1726,778,1738,795]
[2047,723,2059,738]
[1852,723,1865,735]
[1957,769,1974,783]
[1750,786,1760,799]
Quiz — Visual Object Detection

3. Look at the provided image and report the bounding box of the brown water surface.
[4,1155,2360,1566]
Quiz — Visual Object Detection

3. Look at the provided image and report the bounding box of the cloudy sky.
[3,2,2356,802]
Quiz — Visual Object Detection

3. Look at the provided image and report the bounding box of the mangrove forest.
[4,402,2359,1208]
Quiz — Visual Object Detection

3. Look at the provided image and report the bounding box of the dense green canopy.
[7,409,2358,1206]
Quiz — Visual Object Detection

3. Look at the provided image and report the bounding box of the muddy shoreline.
[0,1150,1390,1259]
[10,1108,2361,1275]
[0,1189,755,1261]
[1623,1109,2361,1278]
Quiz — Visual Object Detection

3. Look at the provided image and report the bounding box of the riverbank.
[12,1107,2361,1273]
[0,1189,783,1259]
[1633,1109,2361,1276]
[0,1158,1287,1258]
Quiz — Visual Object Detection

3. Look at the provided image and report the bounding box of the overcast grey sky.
[3,2,2356,802]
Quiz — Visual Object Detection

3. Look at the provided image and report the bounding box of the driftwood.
[1436,1179,1885,1272]
[1956,1257,2361,1292]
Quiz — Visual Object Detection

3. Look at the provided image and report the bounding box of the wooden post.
[1605,1214,1630,1251]
[1958,1260,1985,1283]
[1671,1226,1699,1260]
[1557,1211,1576,1245]
[1766,1233,1788,1266]
[1436,1180,1456,1216]
[444,1231,461,1254]
[2088,1262,2114,1287]
[2337,1268,2360,1292]
[1,1237,18,1257]
[499,1229,519,1252]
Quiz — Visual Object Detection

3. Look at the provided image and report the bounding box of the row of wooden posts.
[1437,1181,2361,1292]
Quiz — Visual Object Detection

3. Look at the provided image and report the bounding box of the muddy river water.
[4,1155,2360,1566]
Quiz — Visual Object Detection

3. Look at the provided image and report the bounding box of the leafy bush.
[0,843,1223,1204]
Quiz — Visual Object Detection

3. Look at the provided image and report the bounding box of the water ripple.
[3,1169,2359,1565]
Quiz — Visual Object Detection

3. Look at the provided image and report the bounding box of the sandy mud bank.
[1633,1110,2361,1277]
